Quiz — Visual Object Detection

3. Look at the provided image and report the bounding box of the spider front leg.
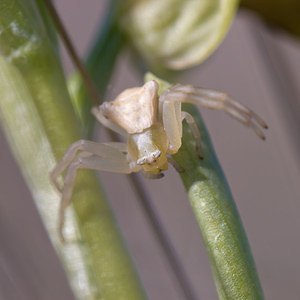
[159,99,203,158]
[160,84,268,140]
[50,140,130,192]
[50,141,140,240]
[91,106,128,138]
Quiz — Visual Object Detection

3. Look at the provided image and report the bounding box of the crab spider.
[51,80,267,234]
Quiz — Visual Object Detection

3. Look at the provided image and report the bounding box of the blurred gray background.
[1,1,300,299]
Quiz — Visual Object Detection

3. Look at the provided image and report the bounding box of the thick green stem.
[176,105,264,299]
[146,73,264,299]
[0,1,146,299]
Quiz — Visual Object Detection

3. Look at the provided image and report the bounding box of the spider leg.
[92,106,129,137]
[167,157,185,173]
[160,84,268,139]
[160,99,183,154]
[50,140,129,192]
[159,100,202,157]
[102,142,128,153]
[181,111,203,159]
[141,170,164,179]
[55,146,140,242]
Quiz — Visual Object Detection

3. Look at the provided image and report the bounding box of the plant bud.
[117,0,238,69]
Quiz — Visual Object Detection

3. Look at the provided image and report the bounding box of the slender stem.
[67,0,124,137]
[128,173,199,300]
[43,0,100,106]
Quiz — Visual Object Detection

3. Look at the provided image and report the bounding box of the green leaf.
[145,73,264,299]
[117,0,238,70]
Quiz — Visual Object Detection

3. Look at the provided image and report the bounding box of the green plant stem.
[146,73,264,299]
[176,105,264,299]
[0,1,146,299]
[43,0,100,109]
[68,0,124,137]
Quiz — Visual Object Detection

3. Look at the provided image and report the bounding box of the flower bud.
[117,0,238,69]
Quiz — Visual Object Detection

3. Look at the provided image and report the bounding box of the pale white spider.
[51,80,267,232]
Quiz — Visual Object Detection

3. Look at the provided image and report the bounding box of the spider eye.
[137,157,147,165]
[152,150,161,158]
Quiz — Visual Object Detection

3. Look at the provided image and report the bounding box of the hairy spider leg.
[50,140,141,240]
[161,84,267,140]
[167,156,185,173]
[50,140,130,192]
[158,95,202,157]
[181,111,203,158]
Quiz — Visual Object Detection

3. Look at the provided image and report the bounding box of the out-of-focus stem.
[68,0,124,137]
[0,1,146,299]
[43,0,100,108]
